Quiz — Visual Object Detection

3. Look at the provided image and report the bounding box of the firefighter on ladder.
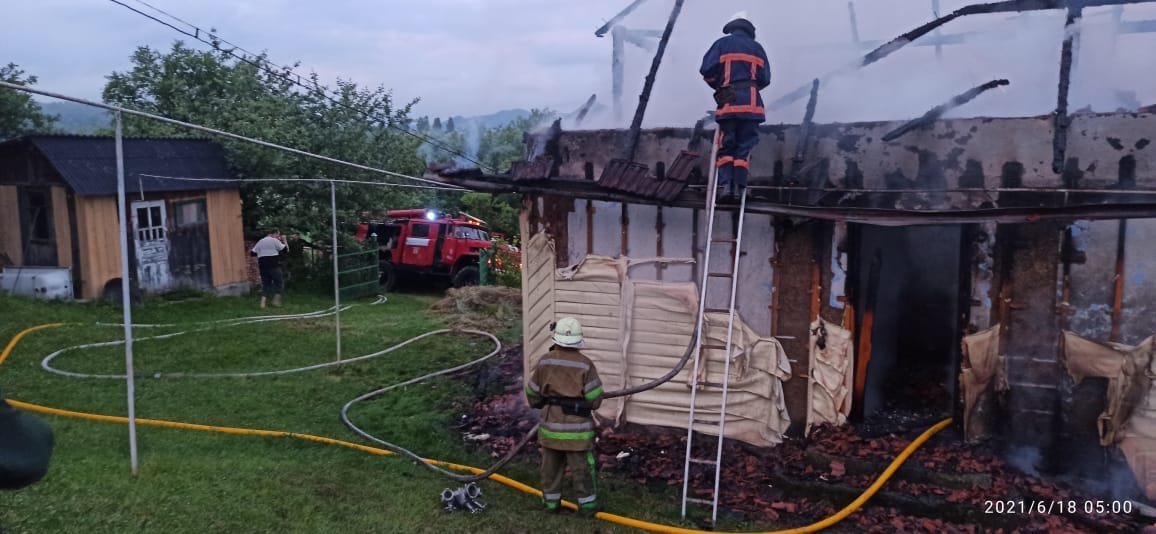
[524,317,604,517]
[701,11,772,199]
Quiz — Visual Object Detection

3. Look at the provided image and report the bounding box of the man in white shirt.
[251,230,288,308]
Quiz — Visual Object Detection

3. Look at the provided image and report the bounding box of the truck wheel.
[380,262,397,292]
[452,265,479,288]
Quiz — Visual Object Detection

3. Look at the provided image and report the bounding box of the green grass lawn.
[0,291,707,534]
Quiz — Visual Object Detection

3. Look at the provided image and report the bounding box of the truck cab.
[355,209,497,291]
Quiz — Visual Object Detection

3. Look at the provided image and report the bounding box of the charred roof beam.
[595,0,651,37]
[1053,5,1082,174]
[882,79,1010,142]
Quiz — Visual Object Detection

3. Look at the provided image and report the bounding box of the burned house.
[0,135,248,299]
[438,109,1156,498]
[429,0,1156,506]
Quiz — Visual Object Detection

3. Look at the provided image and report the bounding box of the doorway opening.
[850,224,971,432]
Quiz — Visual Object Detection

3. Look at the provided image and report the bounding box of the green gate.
[337,245,380,299]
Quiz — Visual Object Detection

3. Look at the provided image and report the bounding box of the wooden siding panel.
[75,197,122,299]
[51,186,73,269]
[205,189,246,287]
[0,186,22,265]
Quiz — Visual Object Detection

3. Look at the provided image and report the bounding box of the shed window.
[21,188,53,240]
[173,200,207,227]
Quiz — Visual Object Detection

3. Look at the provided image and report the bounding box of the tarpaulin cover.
[1062,330,1156,498]
[806,319,853,436]
[960,325,1006,441]
[521,232,793,447]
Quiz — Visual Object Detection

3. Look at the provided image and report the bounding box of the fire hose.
[4,313,954,533]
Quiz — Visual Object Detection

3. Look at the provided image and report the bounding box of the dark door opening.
[852,224,970,427]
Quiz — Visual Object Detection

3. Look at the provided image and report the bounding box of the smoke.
[1006,445,1043,477]
[574,0,1156,129]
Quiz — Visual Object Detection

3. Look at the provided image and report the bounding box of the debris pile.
[430,286,522,333]
[454,346,1142,532]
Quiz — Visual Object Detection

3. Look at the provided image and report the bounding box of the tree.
[415,116,430,133]
[432,117,442,131]
[445,117,455,132]
[0,64,58,140]
[457,192,519,238]
[102,41,430,241]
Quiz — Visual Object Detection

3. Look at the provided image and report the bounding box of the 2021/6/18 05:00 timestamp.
[984,500,1132,515]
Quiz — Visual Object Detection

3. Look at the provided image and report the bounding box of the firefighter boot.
[272,294,282,307]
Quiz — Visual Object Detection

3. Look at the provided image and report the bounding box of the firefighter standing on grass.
[700,11,772,199]
[524,317,604,516]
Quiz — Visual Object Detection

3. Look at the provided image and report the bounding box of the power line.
[138,174,460,191]
[0,80,466,190]
[106,0,493,172]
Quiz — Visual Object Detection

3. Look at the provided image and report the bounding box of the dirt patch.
[454,345,1141,532]
[431,286,522,333]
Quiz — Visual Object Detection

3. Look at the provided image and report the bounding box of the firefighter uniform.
[700,12,772,195]
[524,317,604,515]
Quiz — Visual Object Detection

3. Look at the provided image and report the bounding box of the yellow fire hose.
[3,323,952,533]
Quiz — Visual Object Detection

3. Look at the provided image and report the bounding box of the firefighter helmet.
[552,317,585,348]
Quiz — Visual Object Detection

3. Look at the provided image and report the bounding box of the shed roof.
[5,135,236,196]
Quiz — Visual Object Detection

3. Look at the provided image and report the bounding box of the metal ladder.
[680,128,749,523]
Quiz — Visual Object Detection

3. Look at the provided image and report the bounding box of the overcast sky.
[6,0,1156,126]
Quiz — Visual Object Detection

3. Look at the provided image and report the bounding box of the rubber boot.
[260,296,267,309]
[272,294,282,307]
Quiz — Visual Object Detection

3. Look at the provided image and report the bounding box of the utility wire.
[0,80,466,190]
[138,174,461,191]
[106,0,493,172]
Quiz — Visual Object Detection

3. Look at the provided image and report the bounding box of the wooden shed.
[0,135,249,299]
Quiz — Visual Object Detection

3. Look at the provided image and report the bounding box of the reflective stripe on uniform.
[583,386,603,401]
[543,493,561,501]
[717,155,735,167]
[733,159,750,169]
[583,378,601,393]
[525,382,541,396]
[578,495,598,504]
[541,420,594,432]
[537,358,589,371]
[538,428,596,440]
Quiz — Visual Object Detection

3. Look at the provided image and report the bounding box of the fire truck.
[355,209,510,291]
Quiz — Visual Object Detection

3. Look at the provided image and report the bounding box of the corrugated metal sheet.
[19,136,234,196]
[520,229,556,378]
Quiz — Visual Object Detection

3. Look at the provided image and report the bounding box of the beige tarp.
[1062,331,1156,498]
[960,325,1006,441]
[806,319,853,436]
[521,232,793,447]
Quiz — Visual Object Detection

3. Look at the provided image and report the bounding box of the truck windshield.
[454,226,487,241]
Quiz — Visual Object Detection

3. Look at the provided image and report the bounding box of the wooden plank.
[206,189,247,287]
[0,186,22,265]
[76,197,121,299]
[51,186,73,269]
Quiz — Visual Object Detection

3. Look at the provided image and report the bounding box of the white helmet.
[729,11,750,24]
[552,317,585,348]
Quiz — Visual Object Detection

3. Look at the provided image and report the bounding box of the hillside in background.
[449,108,530,130]
[41,101,112,134]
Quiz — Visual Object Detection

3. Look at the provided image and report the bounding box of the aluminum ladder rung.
[700,343,728,350]
[681,129,749,525]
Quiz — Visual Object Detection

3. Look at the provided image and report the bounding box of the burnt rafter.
[882,79,1010,142]
[768,0,1155,112]
[595,0,651,37]
[1053,5,1082,174]
[624,0,685,162]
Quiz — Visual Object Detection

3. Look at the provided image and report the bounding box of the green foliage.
[0,63,58,140]
[456,192,519,238]
[101,41,430,241]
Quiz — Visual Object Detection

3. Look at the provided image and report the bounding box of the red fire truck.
[355,209,508,291]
